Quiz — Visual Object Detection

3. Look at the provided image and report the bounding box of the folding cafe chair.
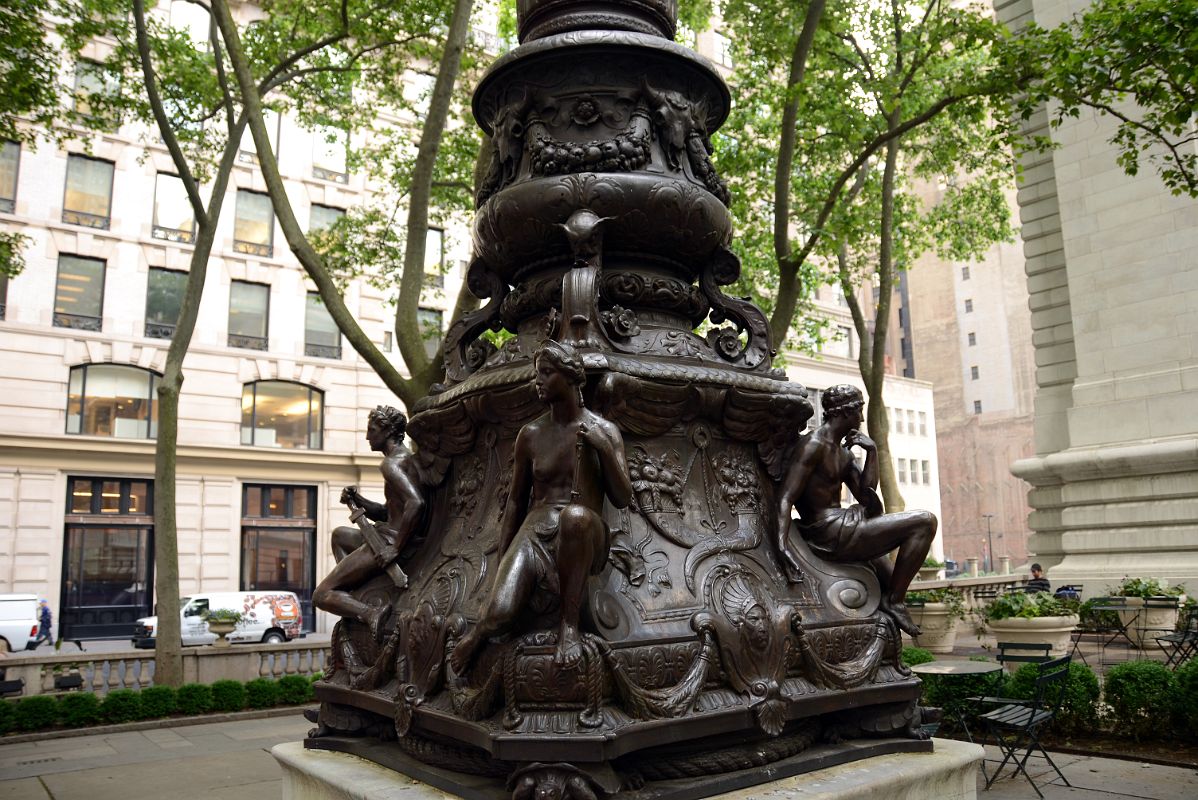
[977,655,1072,799]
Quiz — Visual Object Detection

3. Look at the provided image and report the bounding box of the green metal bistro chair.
[1156,606,1198,669]
[978,655,1072,799]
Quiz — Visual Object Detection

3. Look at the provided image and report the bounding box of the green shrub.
[1172,658,1198,740]
[244,678,281,709]
[139,686,177,718]
[14,695,59,731]
[176,683,213,715]
[57,692,102,727]
[278,675,315,704]
[1111,577,1185,598]
[1004,661,1100,736]
[902,646,935,667]
[1104,660,1174,741]
[906,587,967,620]
[100,689,145,724]
[210,679,246,713]
[0,700,14,734]
[983,591,1078,621]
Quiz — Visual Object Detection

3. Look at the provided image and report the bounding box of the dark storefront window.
[61,477,154,639]
[241,484,316,630]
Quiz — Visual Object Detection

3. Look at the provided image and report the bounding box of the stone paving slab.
[0,778,49,800]
[39,750,280,800]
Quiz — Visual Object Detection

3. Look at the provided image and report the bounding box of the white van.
[132,591,304,648]
[0,594,40,652]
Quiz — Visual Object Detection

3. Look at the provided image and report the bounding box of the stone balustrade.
[908,574,1026,609]
[1,640,329,698]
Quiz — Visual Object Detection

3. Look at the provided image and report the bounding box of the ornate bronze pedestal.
[307,3,933,797]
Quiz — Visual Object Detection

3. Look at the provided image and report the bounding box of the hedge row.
[0,674,319,734]
[907,652,1198,742]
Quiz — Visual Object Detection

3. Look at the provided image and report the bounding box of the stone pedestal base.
[273,738,982,800]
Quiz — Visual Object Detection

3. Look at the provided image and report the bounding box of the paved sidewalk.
[975,744,1198,799]
[0,714,311,799]
[2,719,1196,799]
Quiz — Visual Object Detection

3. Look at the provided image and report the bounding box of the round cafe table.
[910,660,1003,741]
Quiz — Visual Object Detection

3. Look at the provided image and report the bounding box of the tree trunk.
[863,125,903,513]
[394,0,475,391]
[767,0,825,347]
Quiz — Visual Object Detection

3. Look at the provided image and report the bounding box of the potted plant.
[202,608,244,648]
[917,557,944,582]
[980,591,1079,662]
[905,587,966,653]
[1111,577,1185,648]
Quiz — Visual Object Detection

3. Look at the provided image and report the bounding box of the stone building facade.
[995,0,1198,590]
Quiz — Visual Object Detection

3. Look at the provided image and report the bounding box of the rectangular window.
[145,268,187,339]
[418,307,443,359]
[152,173,195,243]
[0,140,19,212]
[55,255,105,330]
[922,460,931,485]
[0,274,7,320]
[63,155,114,229]
[425,228,445,288]
[382,330,393,352]
[971,365,980,380]
[894,410,903,434]
[233,190,274,256]
[898,458,908,484]
[962,266,971,281]
[238,109,279,164]
[964,298,973,313]
[312,125,348,183]
[305,292,341,358]
[308,203,344,232]
[974,400,983,414]
[905,409,915,433]
[241,483,316,630]
[918,411,927,436]
[62,476,154,640]
[968,331,976,346]
[713,30,733,68]
[228,280,269,349]
[72,61,117,125]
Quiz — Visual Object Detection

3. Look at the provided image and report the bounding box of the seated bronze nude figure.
[450,339,633,673]
[775,384,936,636]
[313,406,425,640]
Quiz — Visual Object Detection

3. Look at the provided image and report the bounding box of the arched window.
[241,381,323,449]
[67,364,159,438]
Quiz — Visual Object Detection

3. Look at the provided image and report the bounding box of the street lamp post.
[982,513,995,574]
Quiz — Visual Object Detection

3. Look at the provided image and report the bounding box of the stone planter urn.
[985,615,1079,667]
[1118,597,1179,649]
[910,603,959,654]
[916,567,941,582]
[206,619,237,648]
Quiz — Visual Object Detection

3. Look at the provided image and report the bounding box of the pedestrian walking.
[34,599,53,647]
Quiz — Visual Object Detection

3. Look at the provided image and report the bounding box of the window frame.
[0,139,20,213]
[240,380,324,450]
[304,291,341,359]
[417,306,444,359]
[233,189,275,257]
[424,227,445,288]
[151,172,196,243]
[227,279,270,350]
[311,125,349,183]
[971,365,980,380]
[66,363,160,439]
[974,400,983,414]
[144,267,188,339]
[62,154,115,230]
[308,203,345,233]
[54,254,106,331]
[964,298,973,313]
[967,331,976,347]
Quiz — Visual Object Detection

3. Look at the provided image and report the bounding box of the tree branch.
[257,0,350,92]
[211,0,412,402]
[133,0,206,225]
